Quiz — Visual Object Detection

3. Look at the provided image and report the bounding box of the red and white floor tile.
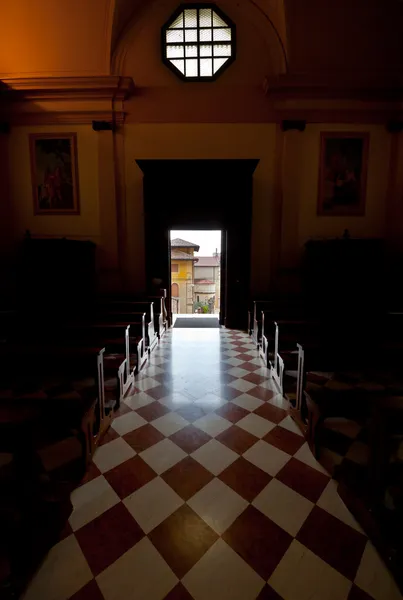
[23,329,402,600]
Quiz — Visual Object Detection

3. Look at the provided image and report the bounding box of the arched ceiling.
[285,0,403,75]
[111,0,288,63]
[0,0,401,81]
[112,0,288,83]
[0,0,115,78]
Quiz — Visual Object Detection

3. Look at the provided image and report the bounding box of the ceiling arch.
[0,0,115,78]
[111,0,288,80]
[111,0,288,68]
[0,0,400,84]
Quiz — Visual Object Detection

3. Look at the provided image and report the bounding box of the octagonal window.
[162,4,236,81]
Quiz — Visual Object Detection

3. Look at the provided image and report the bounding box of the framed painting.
[29,133,80,215]
[317,132,369,216]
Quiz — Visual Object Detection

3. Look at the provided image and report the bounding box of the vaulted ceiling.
[1,0,402,81]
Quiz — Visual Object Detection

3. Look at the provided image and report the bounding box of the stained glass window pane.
[185,29,198,42]
[213,57,229,73]
[167,29,184,43]
[213,44,231,57]
[199,29,212,42]
[184,9,197,28]
[212,11,227,27]
[163,6,234,79]
[170,59,185,74]
[199,8,212,27]
[186,59,198,77]
[170,14,184,28]
[167,45,184,58]
[200,59,213,77]
[185,45,198,57]
[213,28,231,42]
[200,44,212,57]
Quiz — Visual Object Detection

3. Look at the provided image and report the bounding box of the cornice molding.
[274,108,403,124]
[5,110,127,126]
[0,76,135,101]
[264,73,403,102]
[0,76,134,126]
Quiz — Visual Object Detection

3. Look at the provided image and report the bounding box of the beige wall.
[123,123,276,297]
[122,121,396,297]
[7,125,101,245]
[3,119,398,300]
[0,1,113,77]
[280,124,391,270]
[1,0,402,304]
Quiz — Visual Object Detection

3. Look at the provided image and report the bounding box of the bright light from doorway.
[170,230,221,256]
[170,230,221,318]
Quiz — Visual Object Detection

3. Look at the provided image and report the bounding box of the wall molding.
[264,73,403,102]
[0,76,134,100]
[264,72,403,123]
[0,76,135,126]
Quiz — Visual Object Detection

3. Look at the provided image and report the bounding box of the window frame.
[161,3,237,82]
[172,263,179,273]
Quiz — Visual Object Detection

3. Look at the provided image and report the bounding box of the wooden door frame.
[138,159,259,331]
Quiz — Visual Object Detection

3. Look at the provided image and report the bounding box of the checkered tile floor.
[23,329,402,600]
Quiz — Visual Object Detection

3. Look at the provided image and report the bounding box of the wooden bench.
[249,300,273,346]
[294,339,403,456]
[79,312,148,374]
[61,320,146,397]
[250,297,313,348]
[0,344,108,467]
[0,343,106,599]
[1,308,147,399]
[260,315,321,394]
[97,300,158,352]
[148,291,168,338]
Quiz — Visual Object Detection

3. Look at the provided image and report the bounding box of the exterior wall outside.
[194,264,221,310]
[195,266,214,280]
[197,293,214,305]
[214,264,221,310]
[171,257,195,314]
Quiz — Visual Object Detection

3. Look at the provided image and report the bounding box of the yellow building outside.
[171,238,200,314]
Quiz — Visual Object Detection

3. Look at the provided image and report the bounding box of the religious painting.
[317,132,369,216]
[29,133,80,215]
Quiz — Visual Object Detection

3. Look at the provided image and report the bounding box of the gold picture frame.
[29,133,80,215]
[317,132,369,216]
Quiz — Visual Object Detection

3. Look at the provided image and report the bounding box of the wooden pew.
[17,319,134,406]
[0,344,108,466]
[294,336,403,456]
[148,291,168,338]
[250,300,274,346]
[261,314,321,394]
[61,319,147,396]
[77,312,148,374]
[250,297,313,348]
[0,306,147,399]
[0,343,106,597]
[97,300,158,352]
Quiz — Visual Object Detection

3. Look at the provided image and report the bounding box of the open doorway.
[170,230,221,327]
[139,159,258,330]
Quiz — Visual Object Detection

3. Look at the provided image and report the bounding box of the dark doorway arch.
[137,159,259,329]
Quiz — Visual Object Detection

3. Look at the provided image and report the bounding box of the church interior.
[1,1,403,599]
